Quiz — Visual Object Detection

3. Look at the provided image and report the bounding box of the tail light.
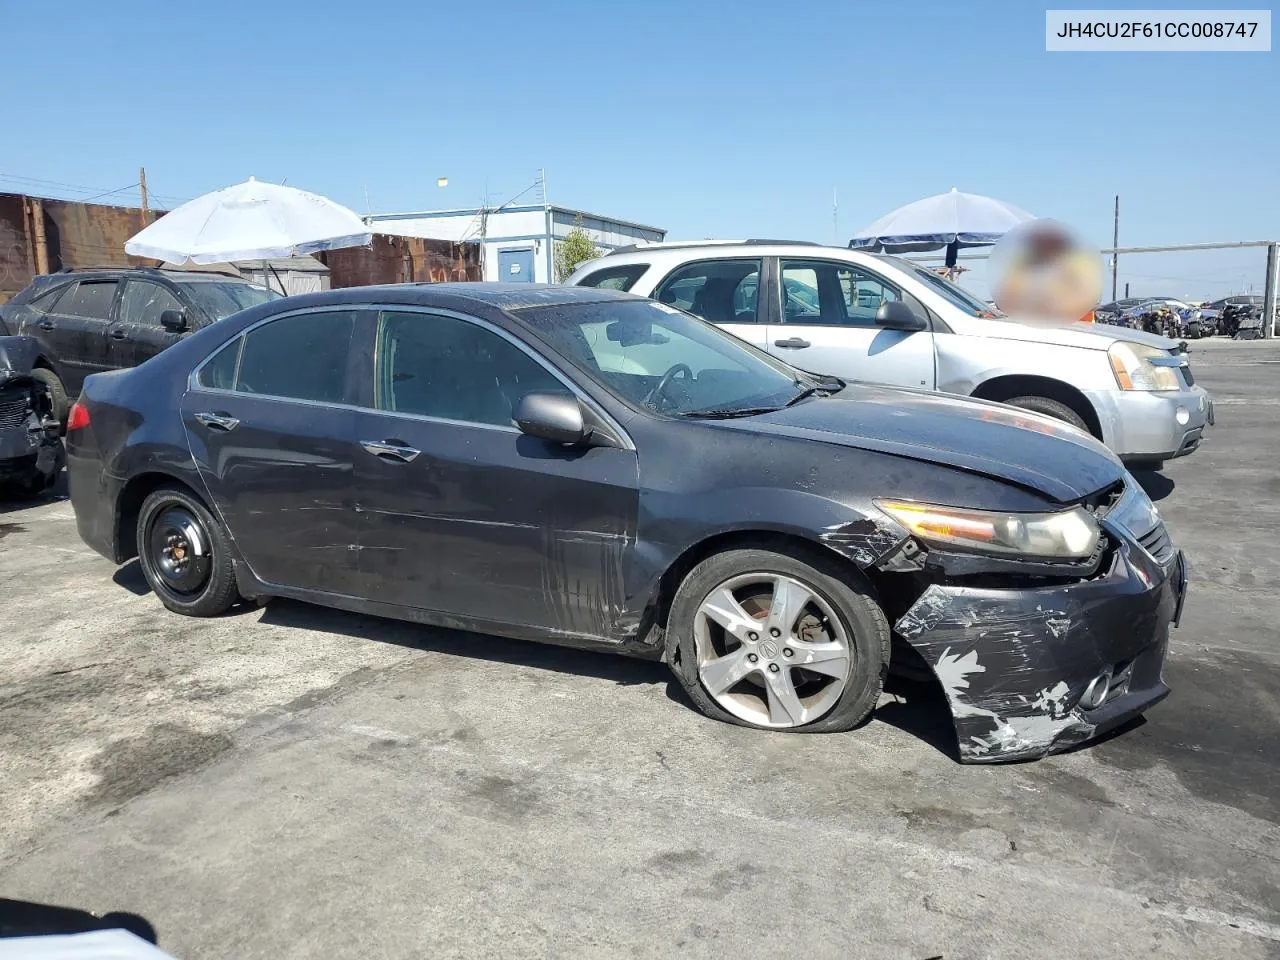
[66,401,91,431]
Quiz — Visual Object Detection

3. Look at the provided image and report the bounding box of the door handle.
[38,320,55,330]
[110,329,129,340]
[360,440,421,463]
[194,412,240,432]
[773,337,811,349]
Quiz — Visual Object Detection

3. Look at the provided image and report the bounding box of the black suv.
[0,267,279,421]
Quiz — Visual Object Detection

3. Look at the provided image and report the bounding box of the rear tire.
[668,546,889,733]
[1004,395,1090,433]
[30,368,69,426]
[136,485,239,617]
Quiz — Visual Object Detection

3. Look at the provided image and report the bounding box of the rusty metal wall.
[0,192,163,304]
[318,234,481,288]
[0,193,481,305]
[0,194,33,304]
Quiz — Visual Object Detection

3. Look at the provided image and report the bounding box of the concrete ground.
[1,340,1277,960]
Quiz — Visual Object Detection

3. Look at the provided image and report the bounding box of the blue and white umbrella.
[849,187,1034,266]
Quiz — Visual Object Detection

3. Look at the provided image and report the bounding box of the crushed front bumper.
[895,540,1182,763]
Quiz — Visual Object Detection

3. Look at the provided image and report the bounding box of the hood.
[951,315,1180,352]
[0,336,40,378]
[718,384,1125,503]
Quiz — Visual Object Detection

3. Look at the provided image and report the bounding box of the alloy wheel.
[694,572,852,728]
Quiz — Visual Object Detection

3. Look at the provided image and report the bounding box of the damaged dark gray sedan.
[64,284,1185,762]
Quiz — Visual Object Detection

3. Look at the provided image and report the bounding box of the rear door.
[651,258,772,353]
[39,279,119,392]
[767,258,935,389]
[181,306,366,593]
[110,279,188,370]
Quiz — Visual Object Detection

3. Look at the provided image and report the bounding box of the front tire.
[668,547,889,733]
[136,485,238,617]
[1004,395,1090,433]
[30,368,69,426]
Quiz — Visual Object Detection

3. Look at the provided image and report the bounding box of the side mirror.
[514,392,589,446]
[876,301,928,332]
[160,309,189,333]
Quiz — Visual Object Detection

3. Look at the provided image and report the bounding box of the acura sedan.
[65,284,1185,762]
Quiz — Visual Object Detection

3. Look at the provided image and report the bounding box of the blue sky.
[3,0,1276,299]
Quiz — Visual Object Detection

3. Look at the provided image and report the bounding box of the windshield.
[177,280,282,321]
[515,299,829,417]
[874,255,998,318]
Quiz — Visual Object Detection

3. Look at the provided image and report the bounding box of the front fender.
[936,337,1116,396]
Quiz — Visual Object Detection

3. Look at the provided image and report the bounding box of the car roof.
[257,282,639,315]
[587,240,874,269]
[34,267,249,284]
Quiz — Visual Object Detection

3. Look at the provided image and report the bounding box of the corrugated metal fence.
[316,234,480,286]
[0,192,482,304]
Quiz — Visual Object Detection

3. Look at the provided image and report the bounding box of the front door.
[498,247,535,282]
[181,307,366,593]
[110,279,188,370]
[651,257,772,353]
[768,259,936,390]
[350,308,639,637]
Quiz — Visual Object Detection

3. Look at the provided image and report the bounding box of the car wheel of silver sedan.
[669,546,889,733]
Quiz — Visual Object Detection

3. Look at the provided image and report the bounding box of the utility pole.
[139,167,149,220]
[29,198,49,275]
[1111,194,1119,301]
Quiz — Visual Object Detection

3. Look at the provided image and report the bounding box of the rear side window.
[198,339,242,390]
[575,264,648,291]
[653,259,762,324]
[226,310,357,403]
[57,280,118,320]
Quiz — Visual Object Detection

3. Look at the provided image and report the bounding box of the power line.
[79,183,140,203]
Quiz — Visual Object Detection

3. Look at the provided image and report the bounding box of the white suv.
[566,241,1213,468]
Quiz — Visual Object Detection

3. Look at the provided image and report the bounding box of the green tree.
[554,215,600,281]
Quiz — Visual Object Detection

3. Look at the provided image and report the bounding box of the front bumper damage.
[894,540,1180,763]
[0,375,63,491]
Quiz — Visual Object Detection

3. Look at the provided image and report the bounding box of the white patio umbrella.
[849,187,1034,267]
[124,178,371,290]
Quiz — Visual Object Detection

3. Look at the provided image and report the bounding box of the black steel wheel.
[136,485,239,616]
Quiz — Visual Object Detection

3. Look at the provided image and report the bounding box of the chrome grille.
[0,391,31,430]
[1137,522,1176,565]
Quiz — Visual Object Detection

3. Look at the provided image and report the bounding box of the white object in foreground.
[0,930,176,959]
[125,178,371,265]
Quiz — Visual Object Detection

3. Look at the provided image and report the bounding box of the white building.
[366,204,666,284]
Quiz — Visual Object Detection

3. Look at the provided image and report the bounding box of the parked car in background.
[1095,297,1148,324]
[0,267,280,423]
[568,242,1213,469]
[65,283,1184,762]
[0,336,64,495]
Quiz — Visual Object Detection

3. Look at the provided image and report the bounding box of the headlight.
[1108,342,1181,391]
[875,499,1101,559]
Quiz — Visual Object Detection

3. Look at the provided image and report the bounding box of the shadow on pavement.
[876,675,961,761]
[1131,469,1175,501]
[112,559,151,596]
[259,598,672,688]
